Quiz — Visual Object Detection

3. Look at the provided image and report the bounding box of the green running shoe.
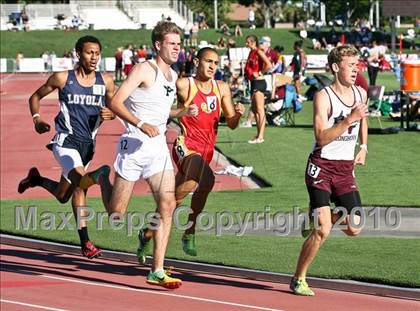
[80,165,110,190]
[182,233,197,256]
[290,278,315,296]
[146,269,182,289]
[90,165,110,184]
[136,229,151,264]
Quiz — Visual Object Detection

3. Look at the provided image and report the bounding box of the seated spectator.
[273,46,286,74]
[235,24,243,37]
[408,92,420,120]
[390,91,420,121]
[227,38,236,48]
[216,37,227,49]
[219,23,230,36]
[312,38,322,50]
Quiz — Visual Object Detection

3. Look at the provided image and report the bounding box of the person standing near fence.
[244,35,272,144]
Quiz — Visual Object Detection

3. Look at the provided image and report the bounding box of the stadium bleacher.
[0,3,26,31]
[120,0,192,29]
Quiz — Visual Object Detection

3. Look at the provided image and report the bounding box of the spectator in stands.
[235,24,243,37]
[191,22,199,46]
[367,40,380,86]
[72,15,81,30]
[122,44,133,79]
[244,35,272,144]
[114,47,123,82]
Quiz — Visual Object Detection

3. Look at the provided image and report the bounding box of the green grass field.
[1,52,419,286]
[1,28,419,58]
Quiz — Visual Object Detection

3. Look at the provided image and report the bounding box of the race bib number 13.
[307,162,321,178]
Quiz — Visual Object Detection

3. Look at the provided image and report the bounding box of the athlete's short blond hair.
[151,21,181,51]
[327,45,359,70]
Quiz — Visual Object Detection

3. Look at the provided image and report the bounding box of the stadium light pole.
[214,0,218,29]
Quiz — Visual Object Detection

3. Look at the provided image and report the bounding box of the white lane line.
[42,275,284,311]
[0,73,14,85]
[0,299,69,311]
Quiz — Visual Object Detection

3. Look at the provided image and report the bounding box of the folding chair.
[368,85,385,128]
[265,83,296,127]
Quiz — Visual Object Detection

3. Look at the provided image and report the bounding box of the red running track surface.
[1,243,419,311]
[1,73,253,200]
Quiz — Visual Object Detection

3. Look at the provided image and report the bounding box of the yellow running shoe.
[146,269,182,289]
[290,277,315,296]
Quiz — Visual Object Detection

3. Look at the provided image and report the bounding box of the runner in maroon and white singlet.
[290,45,369,296]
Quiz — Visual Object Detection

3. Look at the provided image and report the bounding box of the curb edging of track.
[1,233,419,301]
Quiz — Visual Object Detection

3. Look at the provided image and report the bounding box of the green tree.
[184,0,235,27]
[237,0,281,28]
[319,0,372,24]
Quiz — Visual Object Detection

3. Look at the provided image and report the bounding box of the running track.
[2,74,419,310]
[0,73,253,200]
[1,243,419,311]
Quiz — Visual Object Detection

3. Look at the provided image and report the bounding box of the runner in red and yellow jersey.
[137,47,244,258]
[174,47,244,256]
[172,74,221,165]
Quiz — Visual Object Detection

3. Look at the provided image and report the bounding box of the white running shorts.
[114,133,173,182]
[52,145,89,183]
